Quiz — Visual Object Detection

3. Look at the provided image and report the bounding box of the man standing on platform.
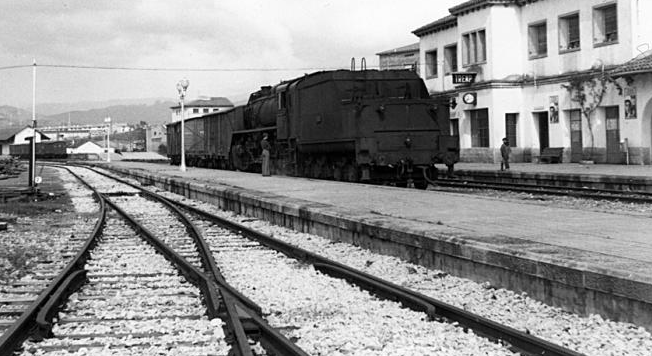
[500,137,511,171]
[261,133,271,176]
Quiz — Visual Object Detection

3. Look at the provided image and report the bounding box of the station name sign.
[452,72,477,85]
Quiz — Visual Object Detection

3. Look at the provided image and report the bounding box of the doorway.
[605,106,621,164]
[569,110,582,162]
[537,112,549,150]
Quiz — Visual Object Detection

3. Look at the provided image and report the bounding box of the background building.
[170,96,234,123]
[377,43,420,71]
[413,0,652,164]
[0,127,49,155]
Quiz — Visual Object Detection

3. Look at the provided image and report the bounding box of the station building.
[412,0,652,164]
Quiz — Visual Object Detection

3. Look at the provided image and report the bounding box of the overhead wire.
[1,63,386,72]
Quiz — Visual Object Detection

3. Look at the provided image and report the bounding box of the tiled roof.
[171,97,234,109]
[376,42,420,56]
[611,51,652,76]
[449,0,519,15]
[0,127,49,142]
[412,15,457,37]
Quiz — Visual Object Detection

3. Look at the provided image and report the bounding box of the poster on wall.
[625,88,637,119]
[549,96,559,123]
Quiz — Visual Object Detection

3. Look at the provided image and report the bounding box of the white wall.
[14,128,46,144]
[420,27,458,93]
[521,0,636,77]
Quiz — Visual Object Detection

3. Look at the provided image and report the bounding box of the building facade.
[145,124,167,153]
[40,123,133,141]
[170,96,234,123]
[377,43,420,71]
[413,0,652,164]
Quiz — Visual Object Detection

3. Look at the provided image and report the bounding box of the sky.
[0,0,460,111]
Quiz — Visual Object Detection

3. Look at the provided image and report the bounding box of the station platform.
[455,162,652,177]
[95,161,652,328]
[452,162,652,192]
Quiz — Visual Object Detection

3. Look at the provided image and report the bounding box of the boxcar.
[10,141,68,159]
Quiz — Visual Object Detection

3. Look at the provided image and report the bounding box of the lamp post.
[176,78,189,172]
[104,117,112,162]
[29,59,36,188]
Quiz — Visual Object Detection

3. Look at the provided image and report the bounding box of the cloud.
[0,0,457,106]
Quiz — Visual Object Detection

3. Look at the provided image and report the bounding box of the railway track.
[429,177,652,203]
[77,165,587,356]
[0,166,304,356]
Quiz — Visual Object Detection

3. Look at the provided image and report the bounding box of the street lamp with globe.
[176,79,189,171]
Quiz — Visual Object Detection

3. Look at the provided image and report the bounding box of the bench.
[539,147,564,164]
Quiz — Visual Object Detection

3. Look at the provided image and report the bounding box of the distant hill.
[42,100,176,127]
[34,97,175,116]
[0,106,44,131]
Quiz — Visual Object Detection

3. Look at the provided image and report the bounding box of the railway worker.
[500,137,511,171]
[261,133,271,176]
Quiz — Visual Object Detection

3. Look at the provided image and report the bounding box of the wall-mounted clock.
[462,92,477,105]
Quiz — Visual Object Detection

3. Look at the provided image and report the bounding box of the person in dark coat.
[261,133,271,176]
[500,137,511,171]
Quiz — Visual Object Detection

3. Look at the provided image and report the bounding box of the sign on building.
[452,72,477,85]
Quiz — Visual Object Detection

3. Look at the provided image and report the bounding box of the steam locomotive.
[166,69,459,188]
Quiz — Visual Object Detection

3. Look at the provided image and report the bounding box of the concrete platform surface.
[456,162,652,178]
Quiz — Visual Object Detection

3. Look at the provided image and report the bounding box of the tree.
[562,71,622,161]
[158,144,167,155]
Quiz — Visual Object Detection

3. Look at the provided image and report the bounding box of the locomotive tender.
[167,69,459,187]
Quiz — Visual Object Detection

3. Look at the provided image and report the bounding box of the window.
[470,109,489,147]
[203,108,209,113]
[528,22,547,58]
[559,13,580,52]
[278,91,287,109]
[444,44,458,74]
[426,50,438,78]
[505,113,518,147]
[462,29,486,66]
[192,108,199,114]
[594,4,617,45]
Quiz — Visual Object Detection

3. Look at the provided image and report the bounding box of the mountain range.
[0,99,177,132]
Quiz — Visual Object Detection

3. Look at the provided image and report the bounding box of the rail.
[85,164,585,356]
[0,168,106,356]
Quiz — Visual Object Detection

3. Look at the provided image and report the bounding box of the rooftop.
[376,42,420,56]
[412,15,457,37]
[171,96,234,109]
[611,51,652,76]
[449,0,520,15]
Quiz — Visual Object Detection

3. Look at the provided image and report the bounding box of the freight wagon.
[9,141,68,159]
